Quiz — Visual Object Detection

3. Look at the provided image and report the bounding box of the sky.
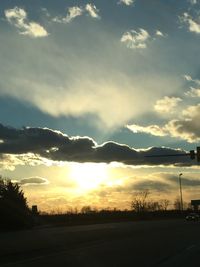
[1,0,200,212]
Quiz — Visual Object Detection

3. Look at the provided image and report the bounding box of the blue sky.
[0,0,200,211]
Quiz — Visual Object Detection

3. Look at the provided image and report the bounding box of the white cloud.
[53,4,100,23]
[164,109,200,143]
[182,104,200,117]
[5,7,26,25]
[121,29,165,49]
[53,6,83,23]
[185,87,200,97]
[127,124,167,137]
[121,28,149,49]
[0,153,51,171]
[65,6,83,23]
[22,22,48,37]
[118,0,134,6]
[5,7,48,38]
[85,4,100,19]
[155,30,164,37]
[180,12,200,34]
[184,75,200,97]
[154,96,182,113]
[184,74,200,85]
[128,103,200,143]
[184,74,193,81]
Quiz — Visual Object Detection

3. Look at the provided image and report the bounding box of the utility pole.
[179,173,183,211]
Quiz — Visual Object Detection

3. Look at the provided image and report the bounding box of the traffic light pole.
[145,146,200,162]
[145,147,200,212]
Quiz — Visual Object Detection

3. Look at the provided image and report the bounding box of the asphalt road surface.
[1,219,200,267]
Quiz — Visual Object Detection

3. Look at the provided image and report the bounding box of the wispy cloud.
[5,7,48,37]
[121,28,149,49]
[118,0,135,6]
[184,74,193,81]
[20,177,49,186]
[155,30,165,37]
[154,96,182,114]
[53,4,100,23]
[53,6,83,23]
[127,124,167,137]
[188,0,197,5]
[180,12,200,34]
[121,28,165,49]
[41,7,51,18]
[184,74,200,85]
[184,74,200,97]
[185,87,200,97]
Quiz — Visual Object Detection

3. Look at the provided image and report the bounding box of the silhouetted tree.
[131,190,171,213]
[131,190,151,213]
[81,206,96,214]
[174,198,188,211]
[173,197,185,211]
[159,199,170,211]
[147,201,161,211]
[0,177,33,230]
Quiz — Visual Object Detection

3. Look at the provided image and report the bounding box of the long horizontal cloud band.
[0,123,193,166]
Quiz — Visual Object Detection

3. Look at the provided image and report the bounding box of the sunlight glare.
[69,163,108,191]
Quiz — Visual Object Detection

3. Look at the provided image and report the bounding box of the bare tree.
[159,199,170,211]
[81,205,96,214]
[147,201,162,211]
[174,197,181,210]
[131,189,151,213]
[131,190,171,213]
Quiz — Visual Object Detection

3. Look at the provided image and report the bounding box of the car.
[186,213,199,221]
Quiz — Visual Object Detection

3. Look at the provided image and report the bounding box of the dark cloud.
[94,181,171,196]
[181,178,200,187]
[165,174,200,187]
[0,124,71,153]
[19,177,49,185]
[0,123,195,166]
[133,180,172,192]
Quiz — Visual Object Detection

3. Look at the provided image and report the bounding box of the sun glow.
[69,163,108,191]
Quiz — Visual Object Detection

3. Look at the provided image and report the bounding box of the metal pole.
[179,173,183,211]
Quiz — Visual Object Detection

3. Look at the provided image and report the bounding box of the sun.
[69,163,108,191]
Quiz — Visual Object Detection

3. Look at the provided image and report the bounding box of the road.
[0,219,200,267]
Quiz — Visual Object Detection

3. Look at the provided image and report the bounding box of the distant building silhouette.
[191,200,200,211]
[32,205,38,215]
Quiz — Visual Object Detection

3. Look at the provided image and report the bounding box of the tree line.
[0,177,193,231]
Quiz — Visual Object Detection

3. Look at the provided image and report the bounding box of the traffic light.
[197,147,200,162]
[190,150,195,160]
